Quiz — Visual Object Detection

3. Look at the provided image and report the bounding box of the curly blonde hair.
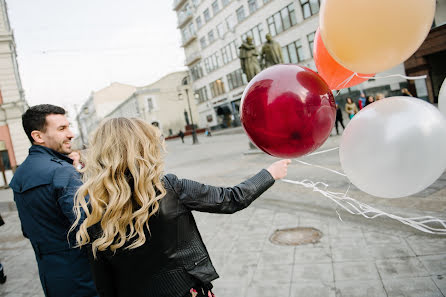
[70,118,166,258]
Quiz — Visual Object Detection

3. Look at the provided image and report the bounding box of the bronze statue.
[260,33,284,69]
[239,36,261,82]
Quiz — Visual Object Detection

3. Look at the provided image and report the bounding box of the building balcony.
[173,0,187,11]
[181,34,197,48]
[177,11,193,29]
[184,52,202,66]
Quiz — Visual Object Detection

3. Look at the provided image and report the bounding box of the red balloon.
[314,28,374,90]
[241,64,336,158]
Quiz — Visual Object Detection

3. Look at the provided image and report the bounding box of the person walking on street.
[345,97,359,119]
[71,118,291,297]
[178,130,185,143]
[365,95,375,106]
[335,102,345,135]
[9,104,97,297]
[358,93,366,110]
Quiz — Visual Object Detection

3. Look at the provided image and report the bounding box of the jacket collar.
[29,145,74,164]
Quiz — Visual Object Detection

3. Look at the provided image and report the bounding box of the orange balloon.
[320,0,436,74]
[313,29,374,90]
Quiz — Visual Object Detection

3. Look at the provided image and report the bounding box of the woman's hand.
[267,159,291,180]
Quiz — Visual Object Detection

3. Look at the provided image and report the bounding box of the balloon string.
[289,148,446,234]
[354,73,427,81]
[332,73,427,97]
[282,178,446,235]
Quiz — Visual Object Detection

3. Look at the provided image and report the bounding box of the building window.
[147,98,154,112]
[212,0,220,14]
[221,40,239,64]
[267,3,297,36]
[195,86,209,103]
[222,0,230,7]
[227,69,247,90]
[282,39,304,64]
[192,0,200,7]
[210,78,226,97]
[226,14,237,31]
[241,23,265,47]
[204,52,220,73]
[196,16,203,29]
[217,22,227,38]
[248,0,258,14]
[200,37,207,49]
[263,0,270,3]
[307,31,315,57]
[208,29,215,43]
[204,8,211,22]
[236,6,246,23]
[190,62,205,81]
[300,0,320,19]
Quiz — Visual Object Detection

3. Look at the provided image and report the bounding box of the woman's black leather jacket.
[87,169,275,297]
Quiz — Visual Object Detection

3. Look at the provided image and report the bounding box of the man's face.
[38,114,74,155]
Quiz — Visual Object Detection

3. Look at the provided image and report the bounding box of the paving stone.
[294,247,332,264]
[251,264,292,285]
[246,283,290,297]
[334,280,386,297]
[432,275,446,296]
[368,242,416,259]
[419,255,446,275]
[376,257,430,279]
[406,237,446,256]
[331,244,374,262]
[383,277,443,297]
[257,246,295,266]
[293,263,334,283]
[363,231,403,245]
[290,281,336,297]
[333,261,380,281]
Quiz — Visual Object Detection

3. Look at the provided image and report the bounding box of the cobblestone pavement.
[1,131,445,297]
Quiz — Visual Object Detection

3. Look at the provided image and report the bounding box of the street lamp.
[178,89,199,144]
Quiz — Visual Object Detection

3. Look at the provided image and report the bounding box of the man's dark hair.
[22,104,66,143]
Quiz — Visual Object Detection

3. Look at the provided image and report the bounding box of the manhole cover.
[270,227,322,246]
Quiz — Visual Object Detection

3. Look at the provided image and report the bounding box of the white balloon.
[339,97,446,198]
[439,78,446,118]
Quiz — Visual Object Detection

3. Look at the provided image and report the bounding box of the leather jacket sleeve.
[165,169,275,214]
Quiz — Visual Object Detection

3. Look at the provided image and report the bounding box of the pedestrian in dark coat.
[178,130,185,143]
[71,118,291,297]
[335,103,345,135]
[9,104,97,297]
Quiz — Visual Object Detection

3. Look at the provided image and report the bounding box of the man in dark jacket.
[9,104,97,297]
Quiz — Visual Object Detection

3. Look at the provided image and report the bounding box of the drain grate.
[270,227,322,246]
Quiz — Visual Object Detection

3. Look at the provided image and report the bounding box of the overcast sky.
[7,0,185,110]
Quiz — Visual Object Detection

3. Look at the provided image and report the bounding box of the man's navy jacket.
[10,145,97,297]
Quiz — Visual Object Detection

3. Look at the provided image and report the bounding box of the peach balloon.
[313,29,374,90]
[320,0,436,74]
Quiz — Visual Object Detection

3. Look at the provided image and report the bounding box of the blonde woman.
[345,97,359,119]
[71,118,290,297]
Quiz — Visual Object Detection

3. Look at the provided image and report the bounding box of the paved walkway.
[1,131,445,297]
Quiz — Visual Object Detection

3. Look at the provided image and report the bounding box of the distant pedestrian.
[365,95,375,106]
[71,118,291,297]
[9,104,97,297]
[205,125,212,137]
[358,93,366,110]
[401,88,413,97]
[0,213,6,284]
[178,130,185,143]
[345,97,359,119]
[376,93,385,101]
[335,103,345,135]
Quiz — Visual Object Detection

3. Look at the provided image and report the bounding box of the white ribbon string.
[332,73,428,96]
[285,148,446,234]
